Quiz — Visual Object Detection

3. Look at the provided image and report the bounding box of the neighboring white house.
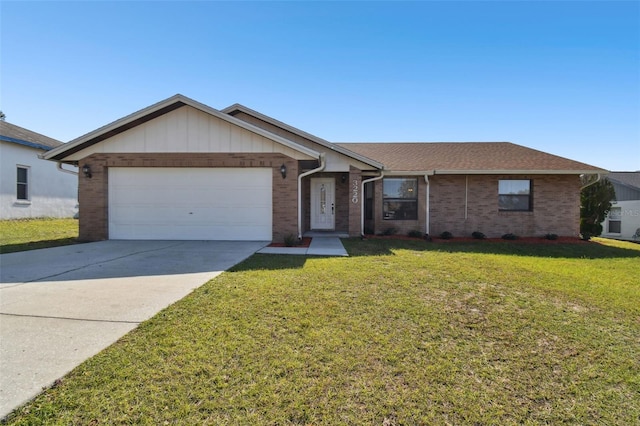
[601,172,640,241]
[0,121,78,219]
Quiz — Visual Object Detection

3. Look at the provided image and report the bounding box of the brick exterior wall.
[78,153,298,242]
[348,167,363,237]
[370,174,581,238]
[371,176,427,236]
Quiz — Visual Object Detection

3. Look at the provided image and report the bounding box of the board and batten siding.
[230,111,376,172]
[63,106,314,161]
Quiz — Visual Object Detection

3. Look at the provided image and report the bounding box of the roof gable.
[222,104,383,170]
[0,121,62,151]
[338,142,606,174]
[44,95,320,162]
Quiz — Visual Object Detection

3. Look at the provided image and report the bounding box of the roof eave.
[222,104,384,170]
[378,169,608,175]
[432,169,609,175]
[1,136,53,151]
[44,95,321,162]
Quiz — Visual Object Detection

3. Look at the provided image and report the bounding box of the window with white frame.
[498,179,532,211]
[17,166,29,200]
[383,178,418,220]
[608,207,621,233]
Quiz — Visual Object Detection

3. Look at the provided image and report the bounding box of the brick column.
[78,157,108,241]
[348,166,362,237]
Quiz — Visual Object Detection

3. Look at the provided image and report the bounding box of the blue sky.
[2,1,639,171]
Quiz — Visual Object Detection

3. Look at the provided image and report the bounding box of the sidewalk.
[257,237,348,256]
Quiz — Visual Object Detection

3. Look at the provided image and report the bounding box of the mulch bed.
[268,237,312,248]
[364,235,589,244]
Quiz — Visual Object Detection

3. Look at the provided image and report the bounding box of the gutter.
[57,162,78,175]
[2,135,55,151]
[360,172,385,237]
[298,153,326,239]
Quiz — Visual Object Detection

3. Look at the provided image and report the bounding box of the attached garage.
[41,95,325,242]
[109,167,272,240]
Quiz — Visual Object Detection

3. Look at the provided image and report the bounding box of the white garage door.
[109,168,272,240]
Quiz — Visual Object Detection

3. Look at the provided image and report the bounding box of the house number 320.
[351,180,359,204]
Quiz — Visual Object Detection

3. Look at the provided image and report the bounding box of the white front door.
[310,178,335,230]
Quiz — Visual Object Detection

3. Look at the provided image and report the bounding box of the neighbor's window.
[383,178,418,220]
[17,166,29,200]
[498,179,532,211]
[608,207,621,233]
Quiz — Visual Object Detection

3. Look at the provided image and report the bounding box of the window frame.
[382,178,418,221]
[16,165,30,201]
[607,207,622,234]
[498,179,533,212]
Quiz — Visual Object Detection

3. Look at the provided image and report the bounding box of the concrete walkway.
[257,237,348,256]
[0,240,267,419]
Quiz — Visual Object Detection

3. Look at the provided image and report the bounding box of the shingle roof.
[607,172,640,190]
[0,121,62,151]
[337,142,605,173]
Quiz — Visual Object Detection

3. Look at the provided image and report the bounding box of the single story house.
[601,172,640,241]
[0,121,78,219]
[42,94,606,242]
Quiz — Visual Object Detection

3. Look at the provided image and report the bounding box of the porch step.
[256,237,348,257]
[307,237,348,256]
[303,231,350,238]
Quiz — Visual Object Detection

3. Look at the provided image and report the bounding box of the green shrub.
[580,232,592,241]
[407,229,424,238]
[471,231,486,240]
[283,234,298,247]
[544,233,558,240]
[502,233,519,240]
[440,231,453,240]
[381,227,398,236]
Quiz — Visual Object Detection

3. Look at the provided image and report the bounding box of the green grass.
[3,238,639,424]
[0,218,79,254]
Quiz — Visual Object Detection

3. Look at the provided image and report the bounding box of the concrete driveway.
[0,240,267,419]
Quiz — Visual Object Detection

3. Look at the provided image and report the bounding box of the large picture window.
[17,166,29,200]
[499,179,532,211]
[383,178,418,220]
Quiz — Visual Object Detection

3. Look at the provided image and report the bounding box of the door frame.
[310,177,335,230]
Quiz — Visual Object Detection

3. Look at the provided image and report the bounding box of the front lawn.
[0,218,79,254]
[3,238,639,424]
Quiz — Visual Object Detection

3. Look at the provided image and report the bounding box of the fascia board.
[42,94,187,161]
[1,136,51,151]
[432,169,610,175]
[222,104,384,169]
[44,94,320,161]
[382,169,609,176]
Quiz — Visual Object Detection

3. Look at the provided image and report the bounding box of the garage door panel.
[110,206,271,226]
[111,187,271,205]
[109,168,272,240]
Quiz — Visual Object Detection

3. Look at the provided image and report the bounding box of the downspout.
[360,172,385,237]
[580,173,602,189]
[298,154,326,239]
[464,175,468,220]
[424,174,431,236]
[57,162,78,175]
